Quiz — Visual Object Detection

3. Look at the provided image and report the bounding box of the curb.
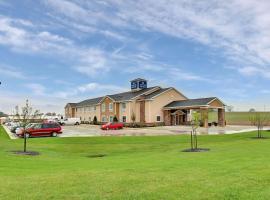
[2,125,18,139]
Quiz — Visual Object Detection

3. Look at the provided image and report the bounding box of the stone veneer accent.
[218,108,225,127]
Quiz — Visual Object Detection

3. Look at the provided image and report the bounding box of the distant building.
[65,78,226,127]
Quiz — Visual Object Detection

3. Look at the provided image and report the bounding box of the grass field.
[1,125,270,200]
[209,111,270,125]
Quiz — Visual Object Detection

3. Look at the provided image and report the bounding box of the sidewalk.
[2,125,18,139]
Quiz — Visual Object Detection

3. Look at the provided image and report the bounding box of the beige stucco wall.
[75,105,100,122]
[145,89,187,123]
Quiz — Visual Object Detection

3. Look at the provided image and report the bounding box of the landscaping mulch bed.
[10,151,40,156]
[182,148,210,153]
[86,154,107,158]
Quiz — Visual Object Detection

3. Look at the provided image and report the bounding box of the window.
[121,103,126,112]
[89,117,91,121]
[156,116,161,122]
[102,103,106,112]
[110,116,114,122]
[122,116,126,123]
[109,103,113,112]
[102,116,107,122]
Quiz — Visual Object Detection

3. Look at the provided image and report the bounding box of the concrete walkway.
[2,125,18,139]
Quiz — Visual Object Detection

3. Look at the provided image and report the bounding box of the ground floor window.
[102,116,107,122]
[122,116,126,123]
[109,116,114,122]
[156,116,161,122]
[89,117,91,122]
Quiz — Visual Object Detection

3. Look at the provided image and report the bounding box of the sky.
[0,0,270,114]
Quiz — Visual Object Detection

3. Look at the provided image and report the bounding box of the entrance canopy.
[163,97,226,127]
[164,97,225,110]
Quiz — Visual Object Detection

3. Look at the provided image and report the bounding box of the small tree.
[249,112,269,138]
[131,111,136,125]
[93,116,98,125]
[249,108,256,112]
[113,115,118,122]
[190,111,200,150]
[226,105,234,112]
[16,100,39,152]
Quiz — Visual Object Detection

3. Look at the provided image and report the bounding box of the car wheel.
[25,133,30,138]
[52,132,58,137]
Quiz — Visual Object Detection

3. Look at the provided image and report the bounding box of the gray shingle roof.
[144,87,172,99]
[77,97,103,107]
[108,86,158,101]
[76,86,159,107]
[164,97,219,108]
[65,103,77,108]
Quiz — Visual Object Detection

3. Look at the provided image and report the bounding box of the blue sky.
[0,0,270,114]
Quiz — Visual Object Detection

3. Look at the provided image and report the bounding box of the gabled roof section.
[65,103,77,108]
[77,97,104,107]
[108,86,159,102]
[164,97,225,109]
[75,86,160,107]
[144,87,172,99]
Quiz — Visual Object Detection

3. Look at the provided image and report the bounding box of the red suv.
[17,122,62,138]
[101,122,124,130]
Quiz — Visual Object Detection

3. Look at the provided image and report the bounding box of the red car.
[101,122,124,130]
[17,122,62,138]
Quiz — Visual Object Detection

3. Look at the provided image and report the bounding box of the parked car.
[101,122,124,130]
[59,118,81,126]
[16,122,62,138]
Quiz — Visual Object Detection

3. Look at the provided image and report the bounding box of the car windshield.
[32,124,42,129]
[25,123,35,128]
[105,122,111,125]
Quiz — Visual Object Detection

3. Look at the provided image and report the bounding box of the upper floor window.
[102,103,106,112]
[121,103,126,112]
[109,103,113,112]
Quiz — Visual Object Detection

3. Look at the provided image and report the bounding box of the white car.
[59,118,81,126]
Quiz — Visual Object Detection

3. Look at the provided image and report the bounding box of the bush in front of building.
[113,116,118,122]
[93,116,98,125]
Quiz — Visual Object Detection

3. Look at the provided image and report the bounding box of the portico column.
[218,108,225,127]
[200,108,209,128]
[140,100,145,123]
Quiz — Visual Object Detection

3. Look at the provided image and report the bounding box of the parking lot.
[60,124,269,137]
[4,124,269,139]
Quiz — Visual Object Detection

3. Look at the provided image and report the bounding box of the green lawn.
[1,125,270,200]
[209,111,270,125]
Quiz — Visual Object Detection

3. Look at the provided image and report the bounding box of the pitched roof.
[108,86,158,101]
[77,97,103,107]
[76,86,159,107]
[144,87,172,99]
[164,97,221,108]
[65,103,77,108]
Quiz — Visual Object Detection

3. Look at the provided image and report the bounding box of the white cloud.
[0,65,25,79]
[77,82,126,93]
[44,0,270,79]
[25,83,46,96]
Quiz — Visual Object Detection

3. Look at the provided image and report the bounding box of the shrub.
[93,116,98,125]
[113,116,118,122]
